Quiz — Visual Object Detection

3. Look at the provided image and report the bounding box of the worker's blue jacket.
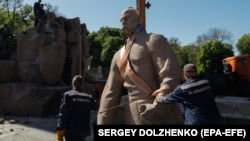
[57,88,96,136]
[162,76,222,125]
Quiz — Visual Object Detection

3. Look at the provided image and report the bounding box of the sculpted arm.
[97,51,123,124]
[150,34,182,96]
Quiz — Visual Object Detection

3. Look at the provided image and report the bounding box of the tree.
[101,36,124,67]
[168,37,184,66]
[1,0,23,30]
[15,4,33,32]
[236,33,250,55]
[88,31,102,67]
[168,37,181,54]
[0,1,58,34]
[0,0,35,33]
[197,40,234,74]
[196,27,233,46]
[179,45,199,68]
[168,37,181,50]
[88,26,126,67]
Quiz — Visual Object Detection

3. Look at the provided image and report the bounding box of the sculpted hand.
[155,93,165,103]
[151,88,172,96]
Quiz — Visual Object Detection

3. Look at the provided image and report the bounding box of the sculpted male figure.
[97,7,184,124]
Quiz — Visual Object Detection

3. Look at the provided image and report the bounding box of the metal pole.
[136,0,146,29]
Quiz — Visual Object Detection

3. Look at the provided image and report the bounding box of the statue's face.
[120,9,139,36]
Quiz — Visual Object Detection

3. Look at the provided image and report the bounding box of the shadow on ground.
[0,111,97,141]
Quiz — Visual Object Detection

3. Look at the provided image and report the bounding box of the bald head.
[120,7,141,37]
[121,7,140,18]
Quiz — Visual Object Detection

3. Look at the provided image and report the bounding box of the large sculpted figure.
[40,13,67,85]
[97,7,184,124]
[16,12,91,85]
[66,18,83,79]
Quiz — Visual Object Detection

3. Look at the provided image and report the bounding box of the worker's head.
[72,75,84,89]
[183,63,198,79]
[120,7,141,37]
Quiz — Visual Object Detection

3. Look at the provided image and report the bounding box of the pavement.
[0,111,97,141]
[1,106,249,141]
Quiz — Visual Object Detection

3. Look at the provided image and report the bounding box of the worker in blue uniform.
[156,63,222,125]
[56,75,97,141]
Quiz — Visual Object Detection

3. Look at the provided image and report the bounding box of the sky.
[24,0,250,49]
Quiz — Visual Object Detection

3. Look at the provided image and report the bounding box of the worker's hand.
[155,93,165,103]
[56,130,64,141]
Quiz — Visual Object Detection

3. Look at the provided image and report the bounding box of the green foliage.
[88,32,103,67]
[178,45,199,68]
[236,33,250,54]
[0,2,33,34]
[88,26,126,67]
[197,40,234,74]
[101,36,124,67]
[0,10,12,26]
[168,37,181,54]
[18,4,34,31]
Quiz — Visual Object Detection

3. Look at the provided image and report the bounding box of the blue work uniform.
[57,88,96,141]
[162,76,222,125]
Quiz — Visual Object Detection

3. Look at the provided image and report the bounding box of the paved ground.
[0,111,97,141]
[1,109,250,141]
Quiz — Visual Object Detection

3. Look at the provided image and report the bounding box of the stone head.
[120,7,141,37]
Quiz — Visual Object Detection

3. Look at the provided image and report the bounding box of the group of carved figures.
[16,12,92,85]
